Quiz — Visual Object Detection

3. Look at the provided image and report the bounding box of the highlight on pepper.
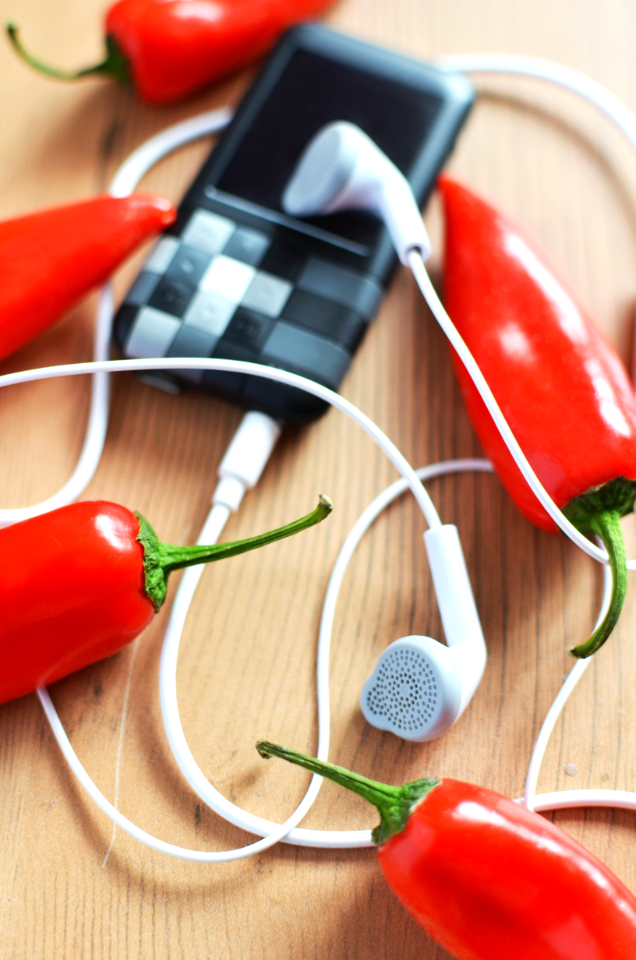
[257,740,636,959]
[0,192,175,361]
[439,175,636,659]
[0,495,332,704]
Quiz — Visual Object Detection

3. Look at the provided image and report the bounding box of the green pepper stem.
[570,508,627,658]
[6,24,130,87]
[255,740,439,845]
[159,495,333,574]
[563,477,635,658]
[137,495,333,610]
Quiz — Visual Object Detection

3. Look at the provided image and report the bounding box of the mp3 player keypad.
[116,206,382,402]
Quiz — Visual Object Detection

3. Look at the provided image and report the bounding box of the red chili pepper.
[0,193,175,361]
[0,497,331,704]
[257,741,636,960]
[438,175,636,658]
[7,0,334,105]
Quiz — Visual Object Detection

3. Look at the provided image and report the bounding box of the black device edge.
[181,24,474,284]
[115,25,474,424]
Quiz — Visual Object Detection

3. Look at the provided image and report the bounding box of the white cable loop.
[522,541,611,810]
[152,58,636,843]
[26,357,462,855]
[428,53,636,814]
[159,456,493,849]
[17,52,636,860]
[40,451,493,854]
[436,54,636,155]
[37,678,327,862]
[42,441,636,855]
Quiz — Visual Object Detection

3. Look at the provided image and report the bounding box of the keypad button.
[144,236,180,273]
[223,227,270,266]
[260,244,305,281]
[124,271,160,307]
[241,272,292,318]
[167,324,218,385]
[282,290,366,350]
[168,323,217,357]
[182,209,235,256]
[199,255,256,303]
[165,245,211,287]
[297,257,382,318]
[262,321,350,389]
[149,277,195,317]
[183,290,235,338]
[224,307,273,350]
[126,307,180,358]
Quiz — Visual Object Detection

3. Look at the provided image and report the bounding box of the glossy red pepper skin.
[0,502,153,704]
[0,497,331,705]
[438,175,636,534]
[0,193,175,361]
[8,0,335,105]
[380,778,636,960]
[106,0,334,104]
[257,743,636,960]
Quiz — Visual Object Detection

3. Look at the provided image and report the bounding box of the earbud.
[283,121,431,264]
[361,525,486,741]
[285,124,485,742]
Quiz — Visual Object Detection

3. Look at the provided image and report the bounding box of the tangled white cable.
[23,354,470,856]
[2,51,636,861]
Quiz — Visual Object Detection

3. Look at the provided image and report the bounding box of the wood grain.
[1,0,636,956]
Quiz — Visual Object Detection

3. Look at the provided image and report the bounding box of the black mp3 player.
[114,24,473,424]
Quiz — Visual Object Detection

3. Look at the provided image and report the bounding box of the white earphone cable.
[37,430,630,854]
[132,58,636,842]
[25,356,455,856]
[159,454,492,849]
[436,54,636,157]
[429,53,636,567]
[11,51,636,860]
[407,253,621,567]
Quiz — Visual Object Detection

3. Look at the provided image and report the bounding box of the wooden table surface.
[2,0,636,957]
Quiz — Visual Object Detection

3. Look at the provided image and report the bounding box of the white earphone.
[283,120,431,264]
[360,525,486,741]
[284,123,486,741]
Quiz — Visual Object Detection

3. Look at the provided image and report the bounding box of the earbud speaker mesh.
[363,645,439,736]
